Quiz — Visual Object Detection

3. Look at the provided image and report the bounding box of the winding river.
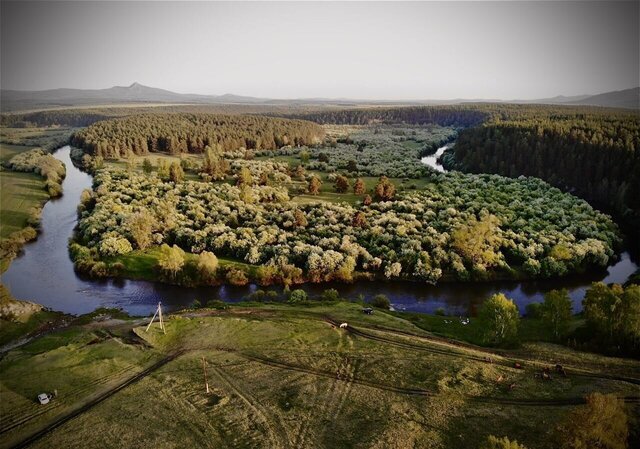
[1,146,637,316]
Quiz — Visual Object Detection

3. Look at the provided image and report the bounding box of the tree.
[157,244,185,279]
[374,176,396,201]
[169,161,184,183]
[371,294,391,309]
[583,282,624,340]
[541,289,572,340]
[299,149,310,164]
[480,435,528,449]
[126,209,155,250]
[353,178,366,195]
[347,160,357,172]
[451,214,502,270]
[555,393,628,449]
[237,166,253,186]
[352,211,367,228]
[196,251,218,284]
[322,288,340,301]
[334,175,350,193]
[478,293,519,345]
[142,158,154,174]
[294,209,307,228]
[308,176,322,195]
[363,194,372,206]
[288,289,307,303]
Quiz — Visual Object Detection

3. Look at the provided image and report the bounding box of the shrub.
[480,435,528,449]
[435,307,446,316]
[525,302,542,319]
[321,289,340,302]
[371,294,391,309]
[288,289,307,303]
[225,267,249,286]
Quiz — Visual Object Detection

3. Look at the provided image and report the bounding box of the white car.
[37,393,51,405]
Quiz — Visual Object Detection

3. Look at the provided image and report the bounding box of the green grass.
[0,170,48,238]
[108,246,257,281]
[1,303,638,449]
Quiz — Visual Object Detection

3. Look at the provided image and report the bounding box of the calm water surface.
[2,146,636,316]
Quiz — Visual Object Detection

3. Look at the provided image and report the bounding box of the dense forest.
[73,163,619,285]
[71,114,325,158]
[451,110,640,245]
[288,105,489,128]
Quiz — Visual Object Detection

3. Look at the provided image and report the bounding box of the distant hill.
[1,82,638,112]
[565,87,639,109]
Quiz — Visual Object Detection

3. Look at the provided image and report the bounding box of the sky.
[1,1,638,100]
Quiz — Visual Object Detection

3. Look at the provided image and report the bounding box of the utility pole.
[202,356,210,393]
[146,302,166,334]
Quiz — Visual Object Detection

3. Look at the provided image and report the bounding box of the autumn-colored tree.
[363,194,372,206]
[334,175,350,193]
[294,209,308,228]
[236,166,253,186]
[555,393,628,449]
[353,178,366,195]
[308,176,322,195]
[169,161,184,183]
[352,211,367,228]
[374,176,396,201]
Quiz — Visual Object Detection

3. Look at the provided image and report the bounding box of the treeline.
[287,105,489,128]
[71,113,325,158]
[452,109,640,245]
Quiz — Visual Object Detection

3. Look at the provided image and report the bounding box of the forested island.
[62,111,624,289]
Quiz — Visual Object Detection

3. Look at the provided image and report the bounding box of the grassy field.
[1,302,638,449]
[0,170,49,239]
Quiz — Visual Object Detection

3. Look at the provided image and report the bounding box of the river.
[1,146,637,316]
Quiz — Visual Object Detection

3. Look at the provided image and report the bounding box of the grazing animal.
[497,375,504,383]
[508,382,517,391]
[484,356,493,364]
[514,362,523,370]
[339,323,348,329]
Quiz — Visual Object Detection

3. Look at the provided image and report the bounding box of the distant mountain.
[1,82,638,112]
[565,87,639,109]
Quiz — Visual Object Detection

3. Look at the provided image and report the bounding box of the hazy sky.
[1,1,638,100]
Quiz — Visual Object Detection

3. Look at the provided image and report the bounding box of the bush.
[435,307,446,316]
[288,289,307,303]
[525,302,542,319]
[480,435,528,449]
[225,267,249,286]
[371,294,391,309]
[206,300,228,310]
[321,288,340,302]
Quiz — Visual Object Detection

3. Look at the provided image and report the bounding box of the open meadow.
[1,302,638,449]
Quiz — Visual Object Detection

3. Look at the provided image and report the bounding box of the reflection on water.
[1,147,637,316]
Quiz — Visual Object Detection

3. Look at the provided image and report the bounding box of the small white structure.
[37,393,51,405]
[339,323,348,329]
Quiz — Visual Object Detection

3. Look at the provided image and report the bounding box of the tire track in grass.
[208,362,289,449]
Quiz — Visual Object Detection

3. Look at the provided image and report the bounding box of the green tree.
[451,214,501,270]
[541,289,573,340]
[142,158,154,174]
[157,244,185,279]
[299,149,310,164]
[555,393,628,449]
[478,293,519,345]
[480,435,528,449]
